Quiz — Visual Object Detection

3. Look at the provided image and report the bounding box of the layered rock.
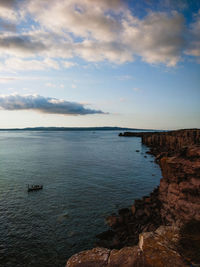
[119,129,200,226]
[141,129,200,151]
[119,129,200,155]
[159,147,200,225]
[66,129,200,267]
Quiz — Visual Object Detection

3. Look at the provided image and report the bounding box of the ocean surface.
[0,131,162,267]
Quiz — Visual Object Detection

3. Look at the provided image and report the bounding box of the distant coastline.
[0,126,160,132]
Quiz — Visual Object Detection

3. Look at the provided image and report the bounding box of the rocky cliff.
[120,129,200,154]
[134,129,200,226]
[66,129,200,267]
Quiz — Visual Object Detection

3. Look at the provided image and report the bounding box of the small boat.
[28,184,43,192]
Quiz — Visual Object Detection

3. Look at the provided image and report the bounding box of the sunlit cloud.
[0,0,199,71]
[0,94,106,115]
[0,58,59,71]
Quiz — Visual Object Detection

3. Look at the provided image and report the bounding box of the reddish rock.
[67,129,200,266]
[108,247,142,267]
[158,146,200,225]
[66,248,110,267]
[66,226,188,267]
[138,226,188,267]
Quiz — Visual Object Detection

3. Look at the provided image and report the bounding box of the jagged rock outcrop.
[66,129,200,267]
[66,226,188,267]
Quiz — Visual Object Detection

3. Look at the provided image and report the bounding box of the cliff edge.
[66,129,200,267]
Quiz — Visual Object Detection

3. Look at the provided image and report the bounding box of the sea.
[0,130,162,267]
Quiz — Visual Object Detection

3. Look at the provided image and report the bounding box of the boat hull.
[28,186,43,192]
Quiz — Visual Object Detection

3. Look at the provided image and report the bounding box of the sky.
[0,0,199,130]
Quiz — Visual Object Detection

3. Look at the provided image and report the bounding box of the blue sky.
[0,0,199,129]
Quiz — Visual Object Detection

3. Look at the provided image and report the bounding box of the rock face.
[66,226,188,267]
[139,129,200,226]
[66,129,200,267]
[138,226,187,267]
[159,147,200,225]
[119,129,200,149]
[141,129,200,151]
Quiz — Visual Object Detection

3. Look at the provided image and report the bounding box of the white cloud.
[185,10,200,59]
[0,58,59,71]
[26,0,122,42]
[0,5,18,22]
[0,0,199,71]
[122,12,184,66]
[0,94,105,115]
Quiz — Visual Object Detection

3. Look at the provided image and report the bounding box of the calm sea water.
[0,131,162,267]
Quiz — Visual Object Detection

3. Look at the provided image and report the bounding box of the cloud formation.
[185,10,200,58]
[0,94,105,115]
[0,0,17,8]
[0,0,199,70]
[0,0,19,22]
[0,58,59,71]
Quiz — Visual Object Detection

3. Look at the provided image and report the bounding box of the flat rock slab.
[66,226,189,267]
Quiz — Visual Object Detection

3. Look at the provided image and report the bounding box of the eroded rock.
[66,129,200,267]
[66,226,189,267]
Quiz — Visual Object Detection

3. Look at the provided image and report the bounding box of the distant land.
[0,127,160,132]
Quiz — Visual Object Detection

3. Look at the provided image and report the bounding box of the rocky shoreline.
[95,186,162,250]
[66,129,200,267]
